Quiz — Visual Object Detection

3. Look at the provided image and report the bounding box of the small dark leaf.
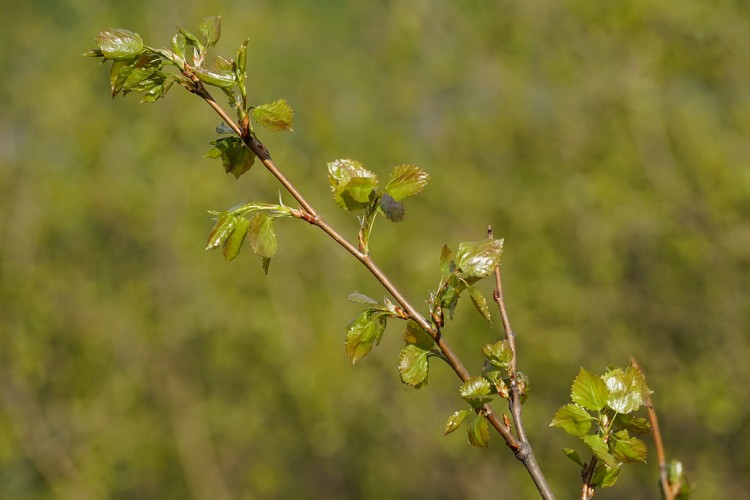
[459,376,493,407]
[378,193,405,222]
[206,212,238,250]
[468,414,490,448]
[261,257,272,275]
[444,409,472,435]
[247,213,277,258]
[95,28,144,60]
[205,136,254,179]
[398,345,430,389]
[344,310,387,364]
[550,404,595,437]
[385,164,430,201]
[455,239,504,278]
[252,99,294,132]
[223,216,250,262]
[199,16,222,46]
[571,367,608,412]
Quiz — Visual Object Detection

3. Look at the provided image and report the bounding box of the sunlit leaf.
[344,310,387,364]
[482,340,512,368]
[199,16,222,46]
[455,239,504,278]
[571,367,608,412]
[398,344,430,388]
[95,28,144,60]
[206,212,237,250]
[327,159,378,210]
[444,409,472,435]
[468,414,490,448]
[236,39,249,83]
[193,66,236,88]
[440,244,455,277]
[460,376,493,407]
[581,435,617,467]
[550,403,595,437]
[603,366,652,414]
[223,216,249,262]
[385,164,430,201]
[171,33,187,62]
[252,99,294,132]
[247,213,277,258]
[205,136,254,179]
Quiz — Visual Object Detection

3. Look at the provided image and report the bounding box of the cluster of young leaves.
[205,201,292,273]
[550,366,653,489]
[327,160,429,253]
[85,17,294,179]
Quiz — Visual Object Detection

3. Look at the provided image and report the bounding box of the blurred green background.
[2,0,749,498]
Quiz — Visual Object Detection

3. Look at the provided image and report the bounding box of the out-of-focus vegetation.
[2,0,749,498]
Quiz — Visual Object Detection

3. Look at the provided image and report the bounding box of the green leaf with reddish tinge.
[468,414,490,448]
[253,99,294,132]
[582,434,617,467]
[468,285,491,323]
[344,310,387,364]
[550,404,595,437]
[378,194,405,222]
[440,245,455,277]
[603,366,652,414]
[610,430,648,463]
[444,409,472,435]
[398,344,430,389]
[571,367,608,412]
[205,136,254,179]
[223,216,249,262]
[455,239,504,278]
[199,16,221,46]
[482,340,513,368]
[193,66,236,88]
[95,28,144,60]
[385,164,430,201]
[247,213,277,258]
[206,212,238,250]
[404,320,435,350]
[236,39,248,81]
[460,376,493,407]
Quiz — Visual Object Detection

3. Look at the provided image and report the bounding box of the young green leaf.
[247,213,277,258]
[171,33,187,62]
[550,404,595,437]
[252,99,294,132]
[467,285,492,323]
[140,76,174,103]
[667,460,692,498]
[581,435,617,468]
[178,26,204,52]
[614,414,651,435]
[610,430,648,463]
[468,414,490,448]
[348,292,378,305]
[398,344,430,389]
[592,462,623,488]
[327,159,378,210]
[223,216,250,262]
[110,60,135,97]
[236,39,249,83]
[562,447,584,467]
[482,340,513,368]
[603,366,652,414]
[205,137,254,179]
[571,367,608,412]
[444,409,472,435]
[344,310,387,364]
[455,239,504,278]
[95,28,144,60]
[459,376,493,407]
[378,194,405,222]
[404,320,436,350]
[206,212,238,250]
[199,16,222,46]
[385,164,430,201]
[193,66,236,88]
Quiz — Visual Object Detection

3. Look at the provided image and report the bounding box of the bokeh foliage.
[1,0,749,498]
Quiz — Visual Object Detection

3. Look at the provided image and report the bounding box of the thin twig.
[630,357,673,500]
[581,457,598,500]
[194,86,555,499]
